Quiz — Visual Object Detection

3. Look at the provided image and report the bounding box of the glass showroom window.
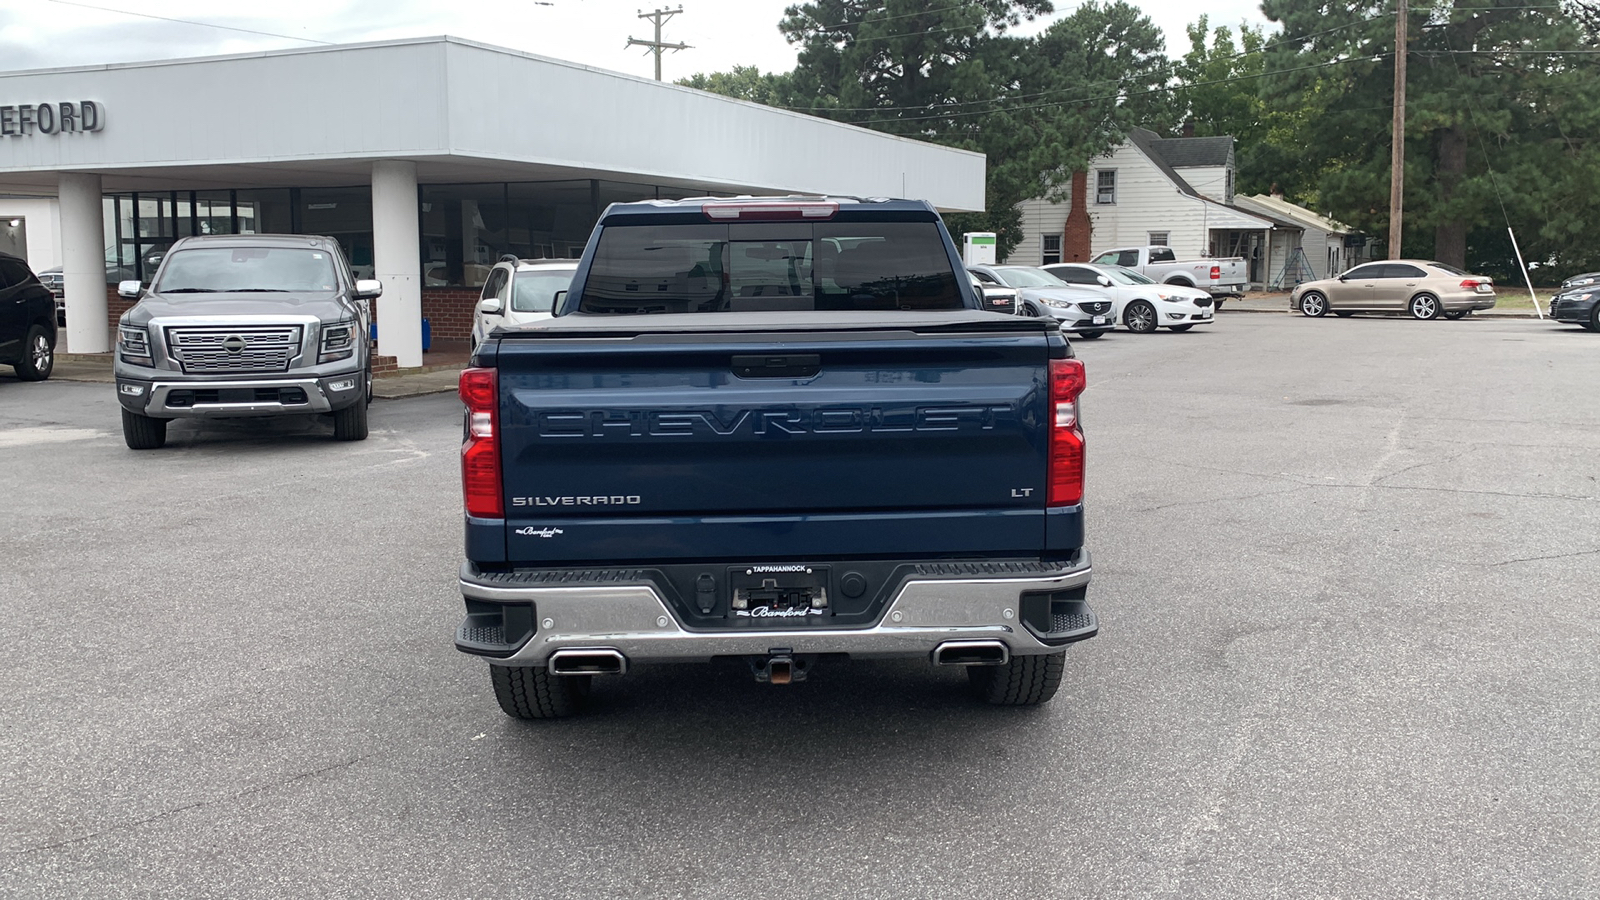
[301,187,375,279]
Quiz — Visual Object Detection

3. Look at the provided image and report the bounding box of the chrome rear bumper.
[458,552,1095,666]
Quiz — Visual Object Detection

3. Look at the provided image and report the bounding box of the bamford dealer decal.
[0,102,105,137]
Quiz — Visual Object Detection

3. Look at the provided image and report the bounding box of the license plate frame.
[728,565,831,620]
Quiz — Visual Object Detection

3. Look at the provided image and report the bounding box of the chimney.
[1064,170,1092,262]
[1182,119,1195,138]
[1269,181,1285,201]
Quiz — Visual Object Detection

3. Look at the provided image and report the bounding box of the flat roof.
[0,36,985,211]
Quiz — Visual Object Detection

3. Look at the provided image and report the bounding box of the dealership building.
[0,37,985,366]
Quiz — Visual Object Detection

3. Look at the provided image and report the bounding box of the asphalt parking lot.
[2,313,1597,898]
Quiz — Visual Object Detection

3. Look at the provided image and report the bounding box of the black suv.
[0,252,57,381]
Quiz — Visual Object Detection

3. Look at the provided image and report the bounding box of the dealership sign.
[0,102,105,137]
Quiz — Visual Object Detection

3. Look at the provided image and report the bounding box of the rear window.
[511,269,575,312]
[577,222,963,314]
[1148,247,1177,263]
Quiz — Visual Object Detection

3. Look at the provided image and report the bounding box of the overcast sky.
[0,0,1274,79]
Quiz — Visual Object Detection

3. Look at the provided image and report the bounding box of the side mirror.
[1337,274,1348,282]
[476,297,504,316]
[117,280,141,299]
[1096,275,1112,287]
[552,290,568,309]
[353,279,383,300]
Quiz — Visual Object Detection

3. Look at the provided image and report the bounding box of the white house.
[1012,128,1356,290]
[1232,192,1361,284]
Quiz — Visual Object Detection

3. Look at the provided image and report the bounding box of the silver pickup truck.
[1092,245,1248,303]
[112,234,380,449]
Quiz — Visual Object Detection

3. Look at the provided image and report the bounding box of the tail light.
[1460,279,1482,290]
[1209,265,1221,280]
[1048,358,1086,507]
[459,367,502,519]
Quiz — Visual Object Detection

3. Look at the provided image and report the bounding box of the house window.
[1148,232,1169,246]
[1225,169,1234,203]
[1095,170,1116,205]
[1042,234,1062,265]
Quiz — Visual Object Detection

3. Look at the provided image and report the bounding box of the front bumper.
[457,552,1096,666]
[1550,294,1596,323]
[115,373,364,417]
[1040,308,1114,335]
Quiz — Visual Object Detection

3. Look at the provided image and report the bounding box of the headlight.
[319,322,356,364]
[1568,277,1595,287]
[118,325,153,367]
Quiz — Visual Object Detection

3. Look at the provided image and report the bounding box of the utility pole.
[1389,0,1408,259]
[627,7,690,81]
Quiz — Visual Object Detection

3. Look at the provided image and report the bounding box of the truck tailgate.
[487,313,1064,564]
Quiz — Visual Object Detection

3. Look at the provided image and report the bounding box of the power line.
[45,0,333,44]
[802,15,1386,115]
[853,53,1391,124]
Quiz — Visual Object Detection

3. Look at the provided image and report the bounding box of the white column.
[371,159,423,368]
[59,173,107,353]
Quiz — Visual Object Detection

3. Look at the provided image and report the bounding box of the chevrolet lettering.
[455,196,1097,719]
[535,405,1015,438]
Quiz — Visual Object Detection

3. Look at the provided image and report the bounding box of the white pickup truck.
[1092,246,1248,305]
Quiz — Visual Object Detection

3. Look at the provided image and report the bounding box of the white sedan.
[1043,262,1216,333]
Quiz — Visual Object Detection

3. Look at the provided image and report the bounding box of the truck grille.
[166,326,302,374]
[1081,301,1111,315]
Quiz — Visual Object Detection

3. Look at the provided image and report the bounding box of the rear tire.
[1443,310,1468,320]
[1409,293,1441,320]
[121,408,168,450]
[332,397,369,441]
[1334,310,1355,317]
[968,652,1066,707]
[1214,299,1226,311]
[491,665,591,719]
[1124,300,1158,334]
[13,325,54,381]
[1075,330,1104,340]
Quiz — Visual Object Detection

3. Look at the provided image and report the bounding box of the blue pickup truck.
[454,197,1097,718]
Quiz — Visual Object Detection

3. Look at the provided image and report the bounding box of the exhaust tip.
[933,640,1009,667]
[549,648,628,676]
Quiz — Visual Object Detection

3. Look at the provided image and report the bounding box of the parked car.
[1291,260,1496,320]
[1043,262,1215,334]
[1090,246,1248,304]
[456,196,1098,718]
[35,269,65,326]
[470,259,579,350]
[970,274,1018,315]
[968,265,1114,339]
[113,234,380,449]
[1548,286,1599,332]
[1559,271,1598,291]
[0,253,57,381]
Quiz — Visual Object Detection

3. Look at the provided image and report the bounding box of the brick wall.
[107,286,133,328]
[421,288,480,343]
